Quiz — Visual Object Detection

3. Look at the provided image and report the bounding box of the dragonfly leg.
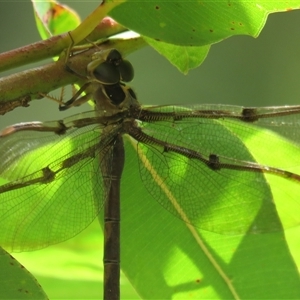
[59,82,92,111]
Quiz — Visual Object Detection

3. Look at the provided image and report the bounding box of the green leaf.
[2,105,300,298]
[110,1,300,46]
[2,1,300,299]
[0,247,47,299]
[32,0,81,39]
[143,37,210,74]
[109,1,300,71]
[118,134,300,299]
[224,118,300,230]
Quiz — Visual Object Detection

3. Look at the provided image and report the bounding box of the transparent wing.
[0,122,116,252]
[133,105,300,234]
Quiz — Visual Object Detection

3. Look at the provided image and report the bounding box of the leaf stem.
[69,0,127,46]
[0,18,128,73]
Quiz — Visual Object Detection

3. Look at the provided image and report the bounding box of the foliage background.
[1,2,300,128]
[1,1,300,299]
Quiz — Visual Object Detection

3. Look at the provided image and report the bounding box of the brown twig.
[0,17,128,73]
[0,37,147,115]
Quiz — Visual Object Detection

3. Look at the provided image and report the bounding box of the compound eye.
[106,49,122,65]
[104,84,126,105]
[93,61,120,84]
[118,60,134,82]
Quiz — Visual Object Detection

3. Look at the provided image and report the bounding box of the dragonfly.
[1,48,300,299]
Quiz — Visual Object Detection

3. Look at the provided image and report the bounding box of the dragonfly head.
[87,49,134,85]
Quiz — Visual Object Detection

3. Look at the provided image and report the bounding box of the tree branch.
[0,37,147,115]
[0,17,128,73]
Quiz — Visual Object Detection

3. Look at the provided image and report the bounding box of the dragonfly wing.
[132,114,300,234]
[0,124,115,251]
[222,117,300,231]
